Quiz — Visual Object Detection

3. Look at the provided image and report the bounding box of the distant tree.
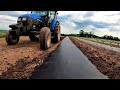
[102,35,108,39]
[101,35,120,41]
[79,30,84,37]
[89,32,94,37]
[84,32,89,37]
[114,37,119,41]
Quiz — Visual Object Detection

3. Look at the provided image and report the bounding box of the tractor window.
[32,11,47,16]
[49,11,55,23]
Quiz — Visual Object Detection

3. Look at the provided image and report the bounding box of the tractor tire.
[53,22,61,43]
[29,34,39,41]
[39,27,51,50]
[5,32,19,45]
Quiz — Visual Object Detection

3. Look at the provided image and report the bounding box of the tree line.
[79,30,120,41]
[61,30,120,41]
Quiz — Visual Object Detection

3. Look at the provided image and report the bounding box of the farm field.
[70,37,120,79]
[0,30,8,38]
[75,37,120,48]
[0,36,64,79]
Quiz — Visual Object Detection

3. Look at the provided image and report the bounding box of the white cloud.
[82,25,95,32]
[58,11,88,22]
[95,28,120,38]
[61,24,79,34]
[81,25,120,38]
[63,21,77,28]
[111,25,120,31]
[87,11,120,24]
[0,11,27,30]
[0,11,120,38]
[15,11,30,15]
[58,11,80,16]
[58,11,120,38]
[0,15,17,22]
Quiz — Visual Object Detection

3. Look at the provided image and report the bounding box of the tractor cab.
[31,11,48,16]
[31,11,58,27]
[31,11,58,20]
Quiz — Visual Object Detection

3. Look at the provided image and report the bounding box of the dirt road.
[0,36,64,79]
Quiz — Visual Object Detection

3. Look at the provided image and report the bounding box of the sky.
[0,11,120,38]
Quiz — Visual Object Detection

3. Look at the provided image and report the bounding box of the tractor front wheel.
[5,32,19,45]
[39,27,51,50]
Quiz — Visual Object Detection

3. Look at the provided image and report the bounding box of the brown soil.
[70,37,120,79]
[0,36,64,79]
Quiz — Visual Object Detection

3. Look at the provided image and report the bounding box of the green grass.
[0,30,8,38]
[74,36,120,43]
[0,30,8,32]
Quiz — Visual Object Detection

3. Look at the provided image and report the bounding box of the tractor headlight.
[17,18,21,22]
[22,17,27,21]
[33,25,36,29]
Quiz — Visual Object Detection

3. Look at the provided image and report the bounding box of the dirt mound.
[0,36,65,79]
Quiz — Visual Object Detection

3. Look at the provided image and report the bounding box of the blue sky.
[0,11,120,38]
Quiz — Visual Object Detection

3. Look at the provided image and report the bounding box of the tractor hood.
[18,14,42,19]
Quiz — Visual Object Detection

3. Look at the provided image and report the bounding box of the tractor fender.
[50,19,57,31]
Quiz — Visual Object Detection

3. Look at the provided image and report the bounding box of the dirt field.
[70,37,120,79]
[0,36,64,79]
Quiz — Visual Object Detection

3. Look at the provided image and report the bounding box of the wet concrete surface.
[30,37,108,79]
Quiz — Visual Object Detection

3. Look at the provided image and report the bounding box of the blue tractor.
[5,11,61,50]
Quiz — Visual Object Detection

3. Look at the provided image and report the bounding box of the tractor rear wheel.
[29,34,39,41]
[39,27,51,50]
[5,32,19,45]
[53,22,61,43]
